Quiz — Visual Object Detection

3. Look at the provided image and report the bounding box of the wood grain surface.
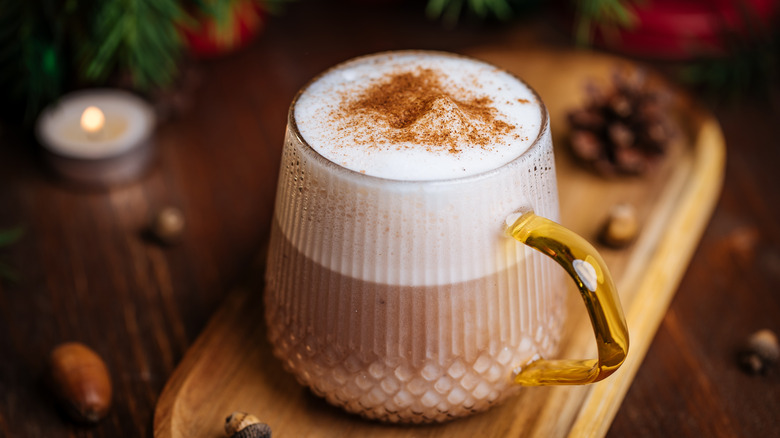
[1,3,778,437]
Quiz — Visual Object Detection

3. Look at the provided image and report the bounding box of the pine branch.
[574,0,638,45]
[426,0,520,25]
[81,0,185,90]
[424,0,635,37]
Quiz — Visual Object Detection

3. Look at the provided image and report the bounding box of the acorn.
[48,342,113,423]
[225,411,272,438]
[739,329,779,374]
[599,203,639,248]
[150,207,185,244]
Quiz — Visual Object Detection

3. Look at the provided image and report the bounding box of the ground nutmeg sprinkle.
[333,68,516,154]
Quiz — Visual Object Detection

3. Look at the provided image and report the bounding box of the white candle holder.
[35,89,157,187]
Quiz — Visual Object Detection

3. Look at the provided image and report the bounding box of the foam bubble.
[294,52,542,181]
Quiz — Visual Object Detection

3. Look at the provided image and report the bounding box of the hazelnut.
[151,207,185,244]
[48,342,112,423]
[225,411,272,438]
[739,329,779,374]
[600,203,639,248]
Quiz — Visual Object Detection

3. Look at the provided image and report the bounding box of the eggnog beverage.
[265,51,566,422]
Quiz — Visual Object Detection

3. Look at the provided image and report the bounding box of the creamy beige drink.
[265,51,565,422]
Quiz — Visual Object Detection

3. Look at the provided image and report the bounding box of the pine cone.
[568,70,674,176]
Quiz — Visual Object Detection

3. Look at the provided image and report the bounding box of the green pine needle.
[574,0,638,45]
[81,0,185,90]
[425,0,635,36]
[427,0,515,24]
[2,0,289,122]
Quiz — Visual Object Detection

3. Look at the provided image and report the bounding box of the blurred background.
[1,0,779,437]
[3,0,780,121]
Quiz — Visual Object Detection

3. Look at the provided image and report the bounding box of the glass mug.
[264,51,628,423]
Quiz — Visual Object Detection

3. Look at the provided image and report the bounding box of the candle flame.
[80,106,105,135]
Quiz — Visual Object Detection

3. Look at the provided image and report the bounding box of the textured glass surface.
[264,105,566,422]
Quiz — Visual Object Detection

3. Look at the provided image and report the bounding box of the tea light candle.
[36,89,157,187]
[80,106,106,137]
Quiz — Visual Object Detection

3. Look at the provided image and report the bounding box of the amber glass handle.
[507,212,629,386]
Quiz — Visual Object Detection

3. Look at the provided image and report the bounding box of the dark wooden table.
[1,3,778,437]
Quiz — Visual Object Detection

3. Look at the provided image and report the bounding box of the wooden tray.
[153,48,725,438]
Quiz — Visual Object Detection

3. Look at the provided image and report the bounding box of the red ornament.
[181,0,267,58]
[594,0,780,60]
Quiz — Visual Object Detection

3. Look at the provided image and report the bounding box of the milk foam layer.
[278,52,558,286]
[294,51,543,181]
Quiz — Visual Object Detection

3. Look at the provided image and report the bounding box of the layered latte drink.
[265,51,565,422]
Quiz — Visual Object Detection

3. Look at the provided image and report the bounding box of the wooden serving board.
[153,49,725,438]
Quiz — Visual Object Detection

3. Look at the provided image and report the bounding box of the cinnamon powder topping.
[333,68,516,154]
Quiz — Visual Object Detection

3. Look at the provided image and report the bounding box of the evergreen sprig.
[80,0,185,90]
[1,0,286,124]
[426,0,516,25]
[0,0,185,123]
[573,0,638,45]
[425,0,637,36]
